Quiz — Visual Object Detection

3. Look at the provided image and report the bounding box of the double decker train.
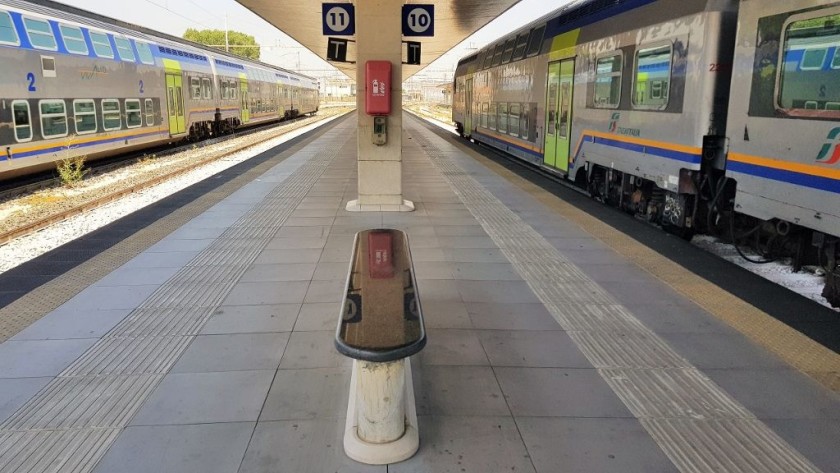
[453,0,840,307]
[0,0,319,181]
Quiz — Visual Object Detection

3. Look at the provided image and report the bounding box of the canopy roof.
[236,0,522,78]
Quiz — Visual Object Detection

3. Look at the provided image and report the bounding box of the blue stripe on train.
[474,129,702,168]
[473,131,542,159]
[545,0,658,38]
[728,161,840,194]
[4,130,169,161]
[784,47,839,72]
[586,135,702,165]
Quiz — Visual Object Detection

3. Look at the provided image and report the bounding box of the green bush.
[57,155,88,187]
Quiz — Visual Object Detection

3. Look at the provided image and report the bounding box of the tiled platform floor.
[0,114,838,473]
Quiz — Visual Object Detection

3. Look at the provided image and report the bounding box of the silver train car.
[453,0,840,306]
[0,0,319,180]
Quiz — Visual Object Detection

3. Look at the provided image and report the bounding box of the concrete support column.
[344,359,420,464]
[347,0,414,212]
[357,360,405,443]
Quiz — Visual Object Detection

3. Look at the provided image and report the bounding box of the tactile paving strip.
[407,117,821,473]
[0,120,354,473]
[478,156,840,392]
[0,118,347,343]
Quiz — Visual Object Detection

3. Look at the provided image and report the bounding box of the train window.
[501,39,516,64]
[482,49,494,69]
[232,84,238,100]
[73,100,97,134]
[509,103,520,137]
[525,25,545,57]
[202,78,212,100]
[498,103,508,134]
[39,100,67,139]
[12,101,32,142]
[491,44,504,67]
[24,17,57,51]
[512,33,529,61]
[190,77,201,99]
[520,106,529,139]
[136,42,154,65]
[89,32,114,59]
[778,12,840,116]
[480,103,488,128]
[489,103,497,130]
[145,99,154,125]
[59,25,88,55]
[175,87,184,117]
[0,10,18,46]
[114,37,135,62]
[633,44,672,110]
[594,53,622,108]
[651,80,665,100]
[125,100,142,128]
[102,99,121,131]
[802,49,828,70]
[167,89,174,117]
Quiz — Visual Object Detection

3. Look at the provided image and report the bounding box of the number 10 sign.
[402,4,434,37]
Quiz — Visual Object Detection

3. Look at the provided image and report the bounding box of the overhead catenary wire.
[139,0,214,30]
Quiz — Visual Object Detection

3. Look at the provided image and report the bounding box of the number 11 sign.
[323,3,355,36]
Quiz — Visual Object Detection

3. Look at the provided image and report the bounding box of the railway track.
[0,108,354,246]
[0,116,310,201]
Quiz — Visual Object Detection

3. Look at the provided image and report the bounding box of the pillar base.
[345,199,415,213]
[344,359,419,465]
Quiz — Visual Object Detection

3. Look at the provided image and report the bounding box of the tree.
[183,28,260,60]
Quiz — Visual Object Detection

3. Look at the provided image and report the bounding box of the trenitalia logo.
[609,113,620,133]
[817,127,840,165]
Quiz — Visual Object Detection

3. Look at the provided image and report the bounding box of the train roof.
[458,0,657,67]
[1,0,317,82]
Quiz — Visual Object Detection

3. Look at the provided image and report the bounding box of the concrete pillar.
[344,359,420,464]
[347,0,414,212]
[357,360,405,443]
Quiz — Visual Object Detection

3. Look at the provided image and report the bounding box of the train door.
[240,76,250,123]
[464,78,474,136]
[543,59,574,172]
[165,73,186,135]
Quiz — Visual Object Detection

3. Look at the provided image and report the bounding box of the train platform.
[0,112,838,473]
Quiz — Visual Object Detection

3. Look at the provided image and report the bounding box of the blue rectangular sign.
[402,4,434,37]
[323,3,355,36]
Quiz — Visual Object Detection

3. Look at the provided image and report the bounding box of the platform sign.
[327,38,349,62]
[406,41,421,65]
[402,5,434,37]
[323,3,355,36]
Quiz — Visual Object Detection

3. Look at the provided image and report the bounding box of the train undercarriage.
[585,163,840,308]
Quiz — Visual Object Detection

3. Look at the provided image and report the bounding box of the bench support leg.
[344,358,419,464]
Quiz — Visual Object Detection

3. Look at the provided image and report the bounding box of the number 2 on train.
[140,80,144,94]
[26,72,36,92]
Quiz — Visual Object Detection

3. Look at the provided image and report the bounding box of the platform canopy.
[235,0,522,78]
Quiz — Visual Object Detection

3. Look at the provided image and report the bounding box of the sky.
[54,0,568,83]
